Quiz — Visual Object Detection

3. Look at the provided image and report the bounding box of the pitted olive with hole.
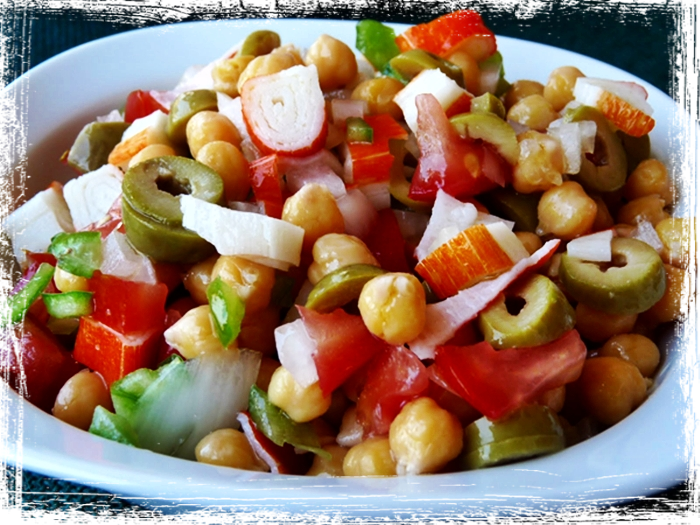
[121,156,224,263]
[480,187,540,233]
[478,274,575,349]
[66,121,130,173]
[240,30,281,57]
[166,90,218,145]
[450,112,519,165]
[459,405,565,470]
[559,237,666,315]
[305,264,387,313]
[389,49,465,88]
[564,105,627,193]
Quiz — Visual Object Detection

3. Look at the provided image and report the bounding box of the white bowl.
[1,18,693,518]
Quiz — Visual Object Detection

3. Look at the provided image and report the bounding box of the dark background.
[1,0,689,519]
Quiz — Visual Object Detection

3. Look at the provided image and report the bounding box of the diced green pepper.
[48,231,102,278]
[89,405,139,447]
[355,19,401,73]
[346,117,374,144]
[206,276,245,348]
[66,121,130,174]
[5,262,55,326]
[110,367,160,420]
[248,385,330,459]
[42,291,94,319]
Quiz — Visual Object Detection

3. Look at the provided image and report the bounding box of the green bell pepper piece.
[346,117,374,144]
[42,291,94,319]
[206,276,245,348]
[48,231,102,278]
[89,405,139,447]
[355,19,401,73]
[5,262,55,326]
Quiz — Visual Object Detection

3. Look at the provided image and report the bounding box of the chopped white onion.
[631,220,665,253]
[336,189,379,240]
[275,319,319,388]
[96,109,123,123]
[121,110,168,142]
[358,182,391,210]
[566,229,614,262]
[331,98,368,126]
[100,230,158,284]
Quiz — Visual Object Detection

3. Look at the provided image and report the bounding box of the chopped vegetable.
[206,276,245,348]
[355,19,401,72]
[5,262,54,325]
[48,231,102,278]
[42,291,94,319]
[124,89,168,123]
[346,116,374,144]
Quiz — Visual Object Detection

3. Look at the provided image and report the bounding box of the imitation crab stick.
[573,77,655,137]
[240,65,327,156]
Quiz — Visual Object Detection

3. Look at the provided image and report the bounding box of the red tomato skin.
[364,208,411,273]
[433,330,587,421]
[124,90,167,123]
[1,314,84,412]
[88,273,168,334]
[408,94,501,203]
[73,315,162,386]
[298,306,386,396]
[248,154,285,219]
[356,345,430,437]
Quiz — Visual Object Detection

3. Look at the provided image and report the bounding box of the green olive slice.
[617,130,651,175]
[240,30,281,57]
[478,274,575,349]
[305,264,386,313]
[389,49,465,88]
[66,121,130,173]
[166,89,218,144]
[449,112,519,165]
[469,92,506,120]
[121,156,224,263]
[479,187,540,233]
[460,405,565,470]
[564,105,627,193]
[559,237,666,315]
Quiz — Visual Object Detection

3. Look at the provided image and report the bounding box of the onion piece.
[566,229,614,262]
[331,98,368,126]
[100,230,158,284]
[335,189,379,240]
[275,319,319,388]
[631,220,665,254]
[279,151,347,198]
[359,182,391,210]
[547,119,597,175]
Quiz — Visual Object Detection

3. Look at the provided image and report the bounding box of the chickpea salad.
[1,10,692,477]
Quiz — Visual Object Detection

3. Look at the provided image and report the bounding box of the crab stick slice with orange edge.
[415,222,529,299]
[240,65,327,157]
[395,9,497,62]
[107,110,172,170]
[573,77,655,137]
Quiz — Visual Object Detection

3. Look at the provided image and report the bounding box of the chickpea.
[307,444,348,476]
[238,306,280,356]
[512,131,564,194]
[337,406,364,448]
[641,264,686,325]
[543,66,585,112]
[163,305,226,358]
[537,181,597,240]
[195,428,267,471]
[617,194,670,227]
[255,357,280,391]
[186,110,242,158]
[128,143,176,169]
[281,183,345,252]
[504,80,545,110]
[624,159,674,204]
[196,141,250,203]
[308,233,379,285]
[389,397,463,475]
[507,95,559,132]
[52,369,112,431]
[237,51,301,92]
[267,366,331,423]
[351,77,404,120]
[444,50,481,95]
[305,34,358,91]
[574,302,637,343]
[211,55,255,97]
[514,232,542,255]
[358,273,426,345]
[343,436,397,476]
[598,334,660,377]
[570,357,647,426]
[183,255,218,305]
[656,217,694,269]
[53,266,89,293]
[211,255,276,315]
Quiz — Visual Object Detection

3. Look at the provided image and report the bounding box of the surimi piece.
[408,239,560,359]
[241,65,327,156]
[3,183,74,267]
[63,164,123,231]
[573,77,655,137]
[180,194,304,271]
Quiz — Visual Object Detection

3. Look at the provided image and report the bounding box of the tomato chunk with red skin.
[124,90,168,123]
[1,314,84,412]
[73,315,162,386]
[89,273,168,334]
[409,94,507,203]
[298,306,387,396]
[356,345,429,437]
[364,208,411,273]
[248,154,286,219]
[433,330,587,421]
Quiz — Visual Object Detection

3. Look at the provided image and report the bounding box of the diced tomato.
[444,92,473,117]
[433,330,587,421]
[297,306,387,396]
[345,114,408,185]
[248,154,285,219]
[356,345,429,436]
[425,368,481,426]
[364,208,411,273]
[395,10,497,61]
[1,313,84,412]
[409,94,506,202]
[88,272,168,334]
[73,315,162,385]
[124,90,168,123]
[156,297,195,364]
